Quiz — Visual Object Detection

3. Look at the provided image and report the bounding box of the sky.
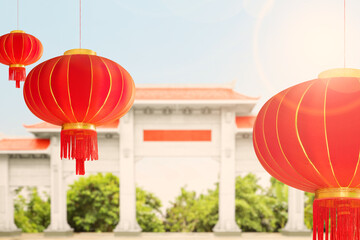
[1,0,360,208]
[2,0,360,136]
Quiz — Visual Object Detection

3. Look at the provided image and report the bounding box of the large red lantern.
[253,68,360,239]
[23,49,135,175]
[0,30,43,88]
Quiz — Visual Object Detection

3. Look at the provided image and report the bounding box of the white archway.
[0,83,308,236]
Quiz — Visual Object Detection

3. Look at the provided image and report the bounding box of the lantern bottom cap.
[315,188,360,199]
[64,49,97,56]
[62,123,96,131]
[318,68,360,78]
[10,64,25,68]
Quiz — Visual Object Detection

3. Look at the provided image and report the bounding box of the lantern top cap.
[318,68,360,79]
[64,49,97,56]
[10,30,25,33]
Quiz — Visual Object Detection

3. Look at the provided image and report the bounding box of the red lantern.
[23,49,135,175]
[0,30,43,88]
[253,68,360,239]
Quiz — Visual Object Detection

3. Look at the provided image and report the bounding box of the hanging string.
[79,0,82,49]
[344,0,346,68]
[17,0,19,30]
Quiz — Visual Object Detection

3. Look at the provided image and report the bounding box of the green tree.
[136,187,165,232]
[164,188,203,232]
[14,187,50,232]
[164,174,289,232]
[67,173,119,232]
[235,174,281,232]
[67,173,164,232]
[304,192,315,229]
[164,187,218,232]
[265,178,288,230]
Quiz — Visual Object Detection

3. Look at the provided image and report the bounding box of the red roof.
[0,139,50,151]
[135,88,257,100]
[24,119,119,129]
[236,116,256,128]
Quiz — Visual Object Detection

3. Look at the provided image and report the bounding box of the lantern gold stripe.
[294,82,331,186]
[3,34,11,63]
[276,89,316,188]
[323,79,341,187]
[36,39,43,62]
[20,34,24,62]
[99,64,125,123]
[23,36,33,63]
[37,63,61,123]
[82,55,94,122]
[111,80,135,121]
[347,79,360,187]
[253,129,288,185]
[49,57,73,122]
[348,151,360,187]
[66,55,78,122]
[24,70,39,117]
[11,33,16,63]
[37,63,53,119]
[87,58,113,122]
[262,98,310,189]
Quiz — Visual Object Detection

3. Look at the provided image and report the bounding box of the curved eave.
[134,99,258,105]
[25,128,119,134]
[0,149,50,155]
[236,128,253,134]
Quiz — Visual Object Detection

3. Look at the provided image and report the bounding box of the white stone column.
[213,109,241,234]
[114,110,141,234]
[44,136,73,236]
[282,187,310,236]
[0,155,21,236]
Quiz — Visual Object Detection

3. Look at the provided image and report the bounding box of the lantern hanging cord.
[344,0,346,68]
[79,0,82,49]
[17,0,19,30]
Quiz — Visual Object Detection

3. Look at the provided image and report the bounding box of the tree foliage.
[164,174,289,232]
[67,173,119,232]
[67,173,164,232]
[164,187,218,232]
[234,175,287,232]
[136,187,165,232]
[14,187,50,232]
[13,173,312,233]
[304,192,315,229]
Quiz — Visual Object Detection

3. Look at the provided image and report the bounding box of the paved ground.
[0,233,312,240]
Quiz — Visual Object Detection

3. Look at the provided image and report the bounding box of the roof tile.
[0,139,50,151]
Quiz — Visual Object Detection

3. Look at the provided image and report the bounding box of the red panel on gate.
[143,130,212,141]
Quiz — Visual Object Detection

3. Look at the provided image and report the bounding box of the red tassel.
[313,198,360,240]
[61,128,98,175]
[76,159,85,175]
[9,66,26,88]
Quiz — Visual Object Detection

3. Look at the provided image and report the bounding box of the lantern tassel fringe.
[9,66,26,88]
[76,158,85,175]
[313,198,360,240]
[60,129,98,175]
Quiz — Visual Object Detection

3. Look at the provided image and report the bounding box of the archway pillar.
[44,136,73,236]
[213,109,241,234]
[281,187,311,236]
[114,109,141,235]
[0,155,21,236]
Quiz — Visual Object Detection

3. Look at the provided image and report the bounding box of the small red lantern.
[23,49,135,175]
[253,68,360,239]
[0,30,43,88]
